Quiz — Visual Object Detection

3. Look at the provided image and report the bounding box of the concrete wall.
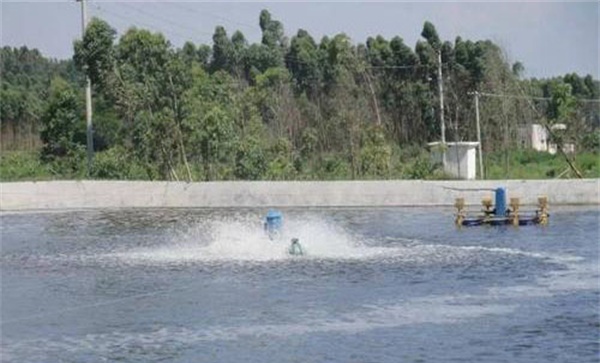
[1,180,598,211]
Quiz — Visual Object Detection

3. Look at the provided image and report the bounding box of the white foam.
[81,215,588,272]
[107,214,528,266]
[109,216,390,264]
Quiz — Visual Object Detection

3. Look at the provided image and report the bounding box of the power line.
[169,2,258,31]
[117,2,213,38]
[478,91,600,103]
[93,3,198,44]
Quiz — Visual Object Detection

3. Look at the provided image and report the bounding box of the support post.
[437,50,446,169]
[474,91,484,179]
[78,0,93,175]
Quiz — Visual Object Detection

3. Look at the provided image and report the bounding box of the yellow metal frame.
[454,195,549,227]
[538,196,549,225]
[454,198,465,226]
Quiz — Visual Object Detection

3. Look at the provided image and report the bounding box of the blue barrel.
[265,209,283,232]
[495,188,507,216]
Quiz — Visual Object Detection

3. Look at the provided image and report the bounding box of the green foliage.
[580,130,600,152]
[288,29,320,94]
[92,94,123,150]
[235,136,267,180]
[117,28,171,82]
[259,9,286,51]
[2,15,599,182]
[485,149,600,179]
[576,152,600,178]
[40,78,84,160]
[360,126,391,177]
[211,26,233,73]
[548,81,576,123]
[255,67,291,89]
[300,127,318,159]
[201,106,235,159]
[266,138,295,180]
[47,145,87,178]
[73,18,116,88]
[1,46,75,152]
[421,21,441,51]
[190,106,236,180]
[315,154,351,180]
[91,146,147,180]
[406,156,435,180]
[0,151,53,181]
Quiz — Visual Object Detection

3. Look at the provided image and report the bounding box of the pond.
[1,206,598,362]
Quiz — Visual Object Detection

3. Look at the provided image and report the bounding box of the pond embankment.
[1,179,598,211]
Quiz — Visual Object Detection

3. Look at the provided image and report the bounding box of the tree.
[211,26,233,73]
[40,78,84,160]
[259,9,286,49]
[197,106,235,180]
[197,45,212,69]
[360,125,391,177]
[231,30,248,79]
[287,29,320,95]
[421,21,441,51]
[257,10,286,68]
[512,62,524,78]
[73,18,116,90]
[4,11,600,182]
[548,81,576,123]
[180,41,197,66]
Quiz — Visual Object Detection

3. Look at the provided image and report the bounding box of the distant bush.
[0,151,52,181]
[406,156,434,179]
[47,145,87,179]
[91,146,147,180]
[580,130,600,152]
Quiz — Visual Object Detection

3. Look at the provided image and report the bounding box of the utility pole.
[474,91,484,179]
[437,50,446,168]
[77,0,93,175]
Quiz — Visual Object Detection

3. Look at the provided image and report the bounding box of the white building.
[517,123,575,154]
[428,141,480,180]
[518,124,548,151]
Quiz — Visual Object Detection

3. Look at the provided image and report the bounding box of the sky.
[1,1,598,79]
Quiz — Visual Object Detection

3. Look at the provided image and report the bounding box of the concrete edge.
[1,179,598,211]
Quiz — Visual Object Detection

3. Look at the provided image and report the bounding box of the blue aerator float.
[454,187,549,227]
[264,209,304,255]
[264,209,283,240]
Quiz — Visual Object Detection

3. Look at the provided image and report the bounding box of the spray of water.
[108,213,582,268]
[115,215,388,264]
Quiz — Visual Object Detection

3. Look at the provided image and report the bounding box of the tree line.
[2,10,598,180]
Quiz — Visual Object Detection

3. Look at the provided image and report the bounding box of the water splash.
[85,213,583,268]
[112,215,381,264]
[3,211,585,271]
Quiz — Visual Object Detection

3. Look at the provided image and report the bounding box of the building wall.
[531,124,548,152]
[446,145,477,180]
[428,142,479,180]
[518,124,575,155]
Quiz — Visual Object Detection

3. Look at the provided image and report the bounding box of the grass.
[1,148,598,182]
[0,151,54,181]
[484,149,599,179]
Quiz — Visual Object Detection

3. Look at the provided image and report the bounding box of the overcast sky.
[1,1,598,79]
